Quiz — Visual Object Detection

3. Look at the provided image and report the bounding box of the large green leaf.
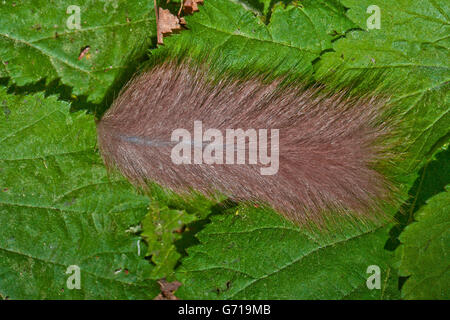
[176,206,400,299]
[316,0,450,173]
[154,0,355,77]
[0,0,156,103]
[0,88,158,299]
[397,187,450,299]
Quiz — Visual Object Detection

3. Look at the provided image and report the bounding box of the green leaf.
[154,0,355,77]
[397,187,450,299]
[141,205,197,280]
[0,88,158,299]
[176,206,400,299]
[404,145,450,223]
[316,0,450,172]
[0,0,156,103]
[386,145,450,251]
[145,182,223,221]
[237,0,272,16]
[139,185,228,281]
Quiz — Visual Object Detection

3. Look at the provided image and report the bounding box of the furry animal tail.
[97,61,398,226]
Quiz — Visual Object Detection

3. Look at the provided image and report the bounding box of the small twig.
[154,0,163,45]
[177,0,184,17]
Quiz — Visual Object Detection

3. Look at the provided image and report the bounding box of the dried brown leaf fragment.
[154,279,182,300]
[183,0,204,14]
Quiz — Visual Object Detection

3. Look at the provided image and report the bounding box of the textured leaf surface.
[403,146,450,223]
[139,185,226,281]
[155,0,355,76]
[316,0,450,172]
[0,0,156,103]
[397,187,450,299]
[0,88,158,299]
[142,205,197,280]
[176,206,400,299]
[238,0,272,16]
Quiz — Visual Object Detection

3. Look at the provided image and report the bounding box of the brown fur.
[97,61,397,226]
